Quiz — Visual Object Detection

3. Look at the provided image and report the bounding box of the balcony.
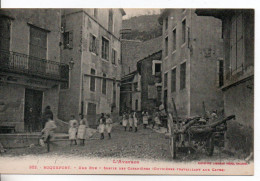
[0,50,69,82]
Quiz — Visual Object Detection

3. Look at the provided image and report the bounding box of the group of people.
[122,111,138,132]
[98,113,113,140]
[68,115,90,145]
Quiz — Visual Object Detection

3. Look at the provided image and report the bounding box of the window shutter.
[69,31,73,49]
[95,38,99,55]
[89,34,93,52]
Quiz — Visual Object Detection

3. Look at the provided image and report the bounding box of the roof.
[195,9,254,20]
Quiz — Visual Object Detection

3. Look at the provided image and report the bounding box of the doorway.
[24,89,43,132]
[87,103,97,128]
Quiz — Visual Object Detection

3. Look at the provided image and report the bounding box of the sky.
[123,9,161,19]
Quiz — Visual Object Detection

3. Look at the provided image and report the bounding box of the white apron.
[143,116,148,125]
[134,117,138,127]
[77,125,86,139]
[98,124,105,133]
[129,118,133,127]
[122,119,128,127]
[69,127,77,140]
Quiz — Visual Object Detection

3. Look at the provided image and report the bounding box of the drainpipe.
[187,9,192,117]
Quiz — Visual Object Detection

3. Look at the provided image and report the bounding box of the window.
[165,17,168,30]
[94,9,98,19]
[101,37,109,60]
[172,28,176,52]
[152,61,161,75]
[180,62,186,90]
[102,73,107,95]
[90,69,96,92]
[87,102,96,116]
[0,17,11,51]
[171,68,176,92]
[108,9,113,32]
[165,37,168,57]
[230,13,244,74]
[29,26,47,59]
[63,31,73,49]
[89,34,98,54]
[164,72,168,88]
[182,19,186,44]
[155,63,161,74]
[112,49,117,64]
[60,64,70,89]
[218,60,224,87]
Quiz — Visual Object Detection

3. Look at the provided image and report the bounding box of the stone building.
[195,9,254,153]
[0,9,69,132]
[158,9,224,117]
[137,50,162,112]
[58,9,125,127]
[120,71,141,113]
[120,37,162,113]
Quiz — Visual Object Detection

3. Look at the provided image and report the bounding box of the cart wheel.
[169,136,177,159]
[206,134,214,156]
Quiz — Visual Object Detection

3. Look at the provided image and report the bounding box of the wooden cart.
[167,115,235,159]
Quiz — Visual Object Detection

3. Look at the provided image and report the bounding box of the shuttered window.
[89,34,98,55]
[171,68,176,92]
[112,49,117,64]
[101,37,109,60]
[29,26,47,59]
[230,13,244,74]
[182,19,186,44]
[172,28,176,52]
[63,31,73,49]
[180,62,186,90]
[90,69,96,92]
[165,37,168,57]
[0,17,11,51]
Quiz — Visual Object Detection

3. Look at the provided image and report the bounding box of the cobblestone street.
[3,124,235,162]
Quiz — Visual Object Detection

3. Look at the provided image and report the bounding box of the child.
[133,111,138,132]
[142,111,149,129]
[41,116,57,152]
[41,117,57,142]
[128,111,134,132]
[105,114,113,139]
[77,116,87,145]
[99,113,106,140]
[122,112,128,131]
[69,115,78,146]
[154,112,161,130]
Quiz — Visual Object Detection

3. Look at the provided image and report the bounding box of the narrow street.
[3,124,234,162]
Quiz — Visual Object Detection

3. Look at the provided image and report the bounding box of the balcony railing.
[0,49,69,81]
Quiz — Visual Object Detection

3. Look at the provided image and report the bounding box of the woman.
[98,113,106,140]
[122,112,128,131]
[69,115,78,145]
[142,111,149,129]
[77,116,87,145]
[133,111,138,132]
[128,112,134,132]
[105,114,113,139]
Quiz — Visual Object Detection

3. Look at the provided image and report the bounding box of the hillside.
[122,14,162,41]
